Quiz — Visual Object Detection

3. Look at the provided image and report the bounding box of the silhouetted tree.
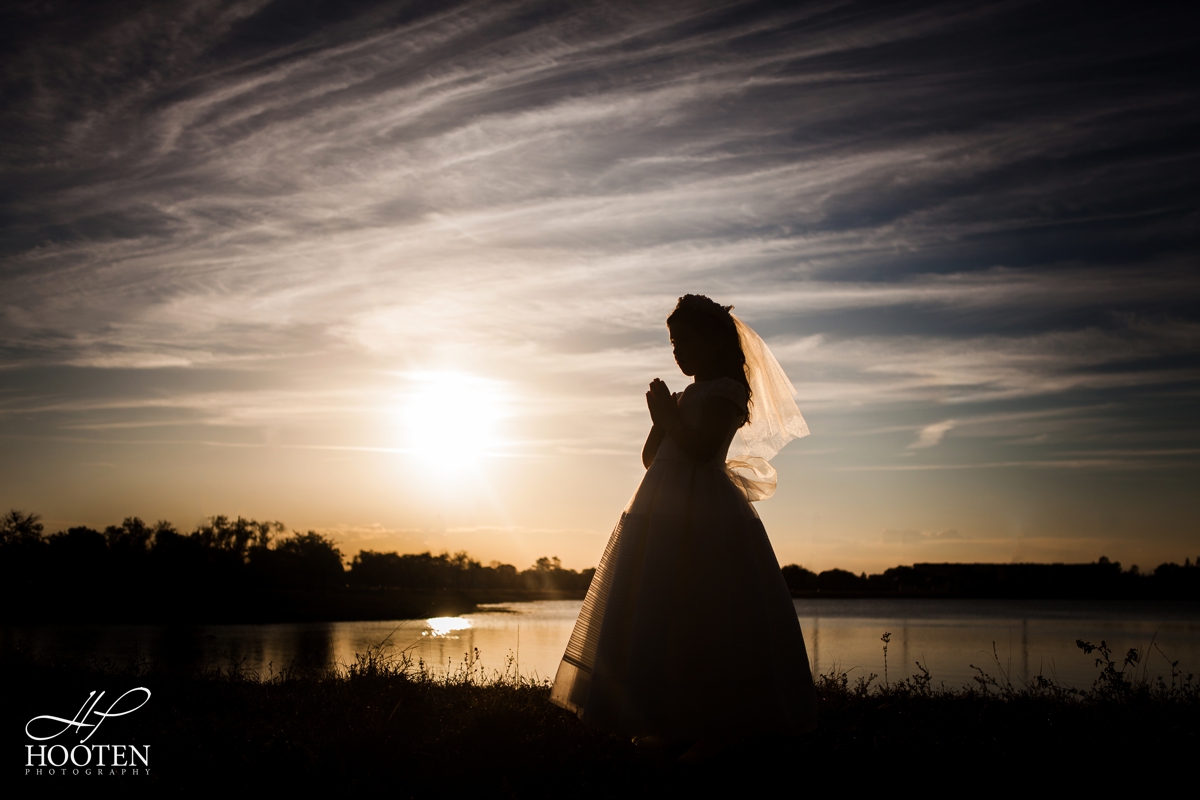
[0,510,43,546]
[8,506,1198,623]
[347,549,593,592]
[250,531,345,589]
[194,516,282,561]
[817,568,866,592]
[781,564,818,592]
[104,517,156,553]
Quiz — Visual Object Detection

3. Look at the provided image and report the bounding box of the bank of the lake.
[8,598,1198,689]
[7,642,1196,793]
[3,586,588,624]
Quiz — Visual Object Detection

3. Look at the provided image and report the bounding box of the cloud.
[881,528,964,544]
[1,0,1197,542]
[909,420,955,449]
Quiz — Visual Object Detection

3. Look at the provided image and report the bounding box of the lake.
[5,598,1199,689]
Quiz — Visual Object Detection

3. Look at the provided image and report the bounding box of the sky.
[1,0,1198,573]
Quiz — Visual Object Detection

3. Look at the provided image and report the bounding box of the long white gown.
[549,376,817,738]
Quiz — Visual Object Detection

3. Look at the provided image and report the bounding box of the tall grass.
[812,632,1199,704]
[6,633,1196,793]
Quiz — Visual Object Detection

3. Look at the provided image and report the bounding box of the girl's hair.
[666,294,751,423]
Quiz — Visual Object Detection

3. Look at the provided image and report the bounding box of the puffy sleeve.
[708,378,748,417]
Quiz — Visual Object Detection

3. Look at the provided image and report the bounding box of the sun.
[400,371,505,460]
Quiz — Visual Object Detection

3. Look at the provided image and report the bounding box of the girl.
[550,294,817,760]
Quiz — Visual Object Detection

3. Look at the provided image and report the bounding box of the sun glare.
[425,617,472,637]
[400,372,505,460]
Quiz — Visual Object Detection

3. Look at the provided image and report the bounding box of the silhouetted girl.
[550,294,817,760]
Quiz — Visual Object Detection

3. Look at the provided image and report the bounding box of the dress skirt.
[550,446,818,737]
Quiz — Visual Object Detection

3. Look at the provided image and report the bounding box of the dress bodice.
[654,377,747,468]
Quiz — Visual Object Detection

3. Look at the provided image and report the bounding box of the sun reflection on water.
[425,617,472,637]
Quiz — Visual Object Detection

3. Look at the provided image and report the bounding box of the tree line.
[782,557,1200,599]
[3,509,1196,607]
[0,510,593,598]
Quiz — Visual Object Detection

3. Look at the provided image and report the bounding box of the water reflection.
[795,598,1200,687]
[425,617,473,637]
[3,599,1196,687]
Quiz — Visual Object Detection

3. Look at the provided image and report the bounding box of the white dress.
[550,377,817,738]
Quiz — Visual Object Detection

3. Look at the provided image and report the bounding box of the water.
[5,598,1199,688]
[794,598,1200,688]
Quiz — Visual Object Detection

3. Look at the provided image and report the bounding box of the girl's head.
[666,294,751,418]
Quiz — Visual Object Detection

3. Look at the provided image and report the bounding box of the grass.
[7,632,1197,794]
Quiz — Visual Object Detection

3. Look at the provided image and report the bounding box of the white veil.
[725,315,809,501]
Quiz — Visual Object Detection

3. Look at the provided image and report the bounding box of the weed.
[880,631,891,686]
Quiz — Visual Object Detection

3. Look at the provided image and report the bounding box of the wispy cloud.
[1,1,1197,565]
[909,420,955,449]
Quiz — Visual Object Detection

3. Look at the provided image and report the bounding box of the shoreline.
[0,587,588,625]
[6,589,1200,626]
[6,641,1196,791]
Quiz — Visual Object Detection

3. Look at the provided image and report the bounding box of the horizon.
[5,507,1194,576]
[2,1,1198,574]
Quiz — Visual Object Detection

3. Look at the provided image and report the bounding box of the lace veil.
[725,315,809,501]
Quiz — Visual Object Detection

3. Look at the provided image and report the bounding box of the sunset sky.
[2,0,1197,573]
